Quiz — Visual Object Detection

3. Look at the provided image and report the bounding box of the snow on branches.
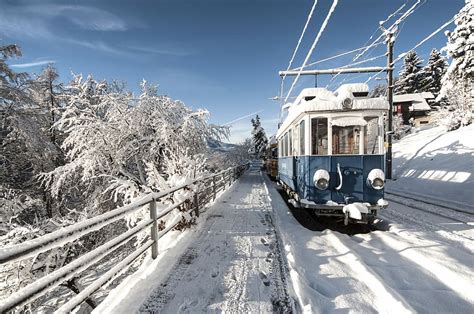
[40,75,227,214]
[436,0,473,130]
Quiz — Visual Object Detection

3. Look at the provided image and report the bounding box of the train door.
[295,119,306,197]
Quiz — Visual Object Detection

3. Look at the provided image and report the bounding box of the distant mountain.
[207,138,237,153]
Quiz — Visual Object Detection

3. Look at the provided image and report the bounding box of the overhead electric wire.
[379,2,408,26]
[281,0,319,81]
[290,43,383,71]
[284,0,339,104]
[296,1,407,73]
[393,16,455,65]
[324,53,386,89]
[279,0,319,119]
[353,0,423,62]
[329,0,424,88]
[365,15,456,84]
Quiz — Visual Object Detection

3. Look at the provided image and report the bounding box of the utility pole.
[386,31,394,180]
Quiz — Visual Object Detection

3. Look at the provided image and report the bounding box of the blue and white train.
[276,83,389,225]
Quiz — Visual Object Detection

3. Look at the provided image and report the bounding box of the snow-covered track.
[0,164,249,313]
[386,191,474,216]
[385,193,473,225]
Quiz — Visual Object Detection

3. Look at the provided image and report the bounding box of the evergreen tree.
[394,50,424,94]
[250,115,267,158]
[369,84,387,97]
[420,49,447,97]
[436,0,473,129]
[445,0,473,83]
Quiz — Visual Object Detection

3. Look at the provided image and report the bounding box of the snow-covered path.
[139,166,292,313]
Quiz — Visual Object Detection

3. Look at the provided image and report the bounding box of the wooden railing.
[0,163,249,313]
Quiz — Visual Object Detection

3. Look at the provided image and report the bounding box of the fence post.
[149,200,158,259]
[212,176,216,201]
[194,191,200,217]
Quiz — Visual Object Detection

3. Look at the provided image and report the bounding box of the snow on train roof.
[277,83,388,138]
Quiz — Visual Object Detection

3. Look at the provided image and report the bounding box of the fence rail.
[0,163,249,313]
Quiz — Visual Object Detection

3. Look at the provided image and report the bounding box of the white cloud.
[127,45,198,57]
[64,38,128,55]
[22,4,127,31]
[11,60,56,68]
[0,4,127,41]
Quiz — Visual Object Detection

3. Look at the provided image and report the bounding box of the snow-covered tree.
[395,50,424,94]
[369,84,387,97]
[41,75,227,217]
[31,65,64,144]
[250,115,267,159]
[445,0,474,82]
[436,0,473,130]
[420,49,448,98]
[1,44,61,222]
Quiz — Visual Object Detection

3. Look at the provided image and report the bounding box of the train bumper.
[300,199,387,224]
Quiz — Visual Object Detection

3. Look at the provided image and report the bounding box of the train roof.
[277,83,388,138]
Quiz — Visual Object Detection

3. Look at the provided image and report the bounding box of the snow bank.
[389,124,474,212]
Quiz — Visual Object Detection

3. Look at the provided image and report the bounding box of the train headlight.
[342,97,353,109]
[314,169,330,190]
[367,169,385,190]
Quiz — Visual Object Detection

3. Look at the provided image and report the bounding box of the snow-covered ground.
[97,164,292,313]
[98,125,474,313]
[266,175,473,313]
[388,124,474,212]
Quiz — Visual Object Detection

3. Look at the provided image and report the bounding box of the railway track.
[385,191,474,216]
[385,192,474,225]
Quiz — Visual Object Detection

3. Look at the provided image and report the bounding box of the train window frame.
[364,116,380,155]
[311,117,329,156]
[299,120,305,156]
[293,125,299,156]
[289,129,293,157]
[330,124,364,155]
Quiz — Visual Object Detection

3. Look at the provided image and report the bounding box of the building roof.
[393,92,435,103]
[393,92,433,112]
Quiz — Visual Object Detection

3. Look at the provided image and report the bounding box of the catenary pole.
[386,31,394,180]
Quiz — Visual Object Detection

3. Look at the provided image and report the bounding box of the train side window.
[311,118,328,155]
[299,120,305,155]
[364,116,379,154]
[289,129,293,156]
[284,132,288,157]
[294,126,299,156]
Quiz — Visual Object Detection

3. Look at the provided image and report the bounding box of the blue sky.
[0,0,464,142]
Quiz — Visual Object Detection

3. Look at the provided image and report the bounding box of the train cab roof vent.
[353,92,369,97]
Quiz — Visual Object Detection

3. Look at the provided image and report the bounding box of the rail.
[0,163,250,313]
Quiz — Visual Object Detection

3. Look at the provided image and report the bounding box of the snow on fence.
[0,163,250,313]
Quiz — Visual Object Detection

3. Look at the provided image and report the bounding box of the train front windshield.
[311,116,381,155]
